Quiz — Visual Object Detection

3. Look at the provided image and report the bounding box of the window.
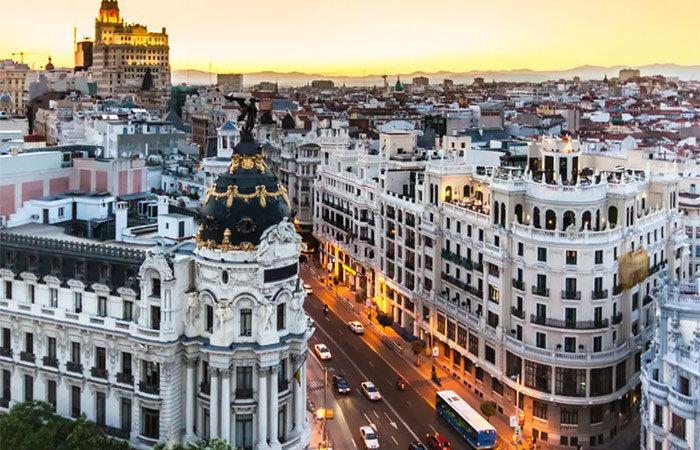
[71,385,81,418]
[121,398,132,432]
[277,303,286,330]
[457,327,467,348]
[24,374,33,401]
[240,309,252,336]
[536,332,546,349]
[487,312,499,329]
[593,336,602,352]
[141,408,160,439]
[679,376,690,396]
[524,360,551,393]
[476,367,484,382]
[468,334,479,356]
[533,401,548,420]
[74,293,82,313]
[25,332,33,354]
[122,352,132,375]
[566,251,577,265]
[236,366,253,398]
[555,368,586,397]
[47,379,56,410]
[437,314,446,334]
[564,337,576,353]
[151,279,161,296]
[96,392,106,426]
[151,306,161,330]
[97,296,107,317]
[95,347,106,371]
[4,281,12,300]
[517,242,524,256]
[27,285,34,303]
[70,342,80,364]
[235,414,253,450]
[206,305,214,332]
[590,405,603,424]
[653,404,663,427]
[537,247,547,262]
[595,250,603,264]
[671,413,685,439]
[590,367,613,396]
[49,288,58,307]
[485,345,496,364]
[123,300,133,321]
[492,378,503,396]
[142,361,160,391]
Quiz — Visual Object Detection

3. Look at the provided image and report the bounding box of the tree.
[376,312,394,335]
[410,340,425,366]
[480,401,498,422]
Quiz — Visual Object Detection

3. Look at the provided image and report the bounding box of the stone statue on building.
[225,95,259,135]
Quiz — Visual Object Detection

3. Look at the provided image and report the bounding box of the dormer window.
[51,257,61,275]
[151,278,161,297]
[99,265,111,281]
[75,261,86,279]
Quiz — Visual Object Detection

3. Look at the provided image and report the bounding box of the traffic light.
[518,412,525,426]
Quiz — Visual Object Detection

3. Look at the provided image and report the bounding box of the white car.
[303,283,313,295]
[348,321,365,334]
[361,381,381,401]
[360,425,380,449]
[314,343,332,360]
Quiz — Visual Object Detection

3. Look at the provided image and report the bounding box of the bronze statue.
[225,94,258,135]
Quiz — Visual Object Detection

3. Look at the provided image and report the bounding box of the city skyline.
[2,0,699,75]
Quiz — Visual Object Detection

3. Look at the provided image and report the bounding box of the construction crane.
[11,52,48,65]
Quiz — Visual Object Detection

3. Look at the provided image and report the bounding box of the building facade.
[641,281,700,449]
[0,133,312,449]
[314,130,687,447]
[0,59,29,117]
[90,0,171,97]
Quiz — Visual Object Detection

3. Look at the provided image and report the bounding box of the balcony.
[561,290,581,300]
[511,307,525,320]
[91,367,108,379]
[67,361,83,373]
[611,313,623,325]
[139,381,160,395]
[592,289,608,300]
[19,351,35,363]
[0,347,12,358]
[442,273,468,291]
[98,425,131,440]
[116,372,134,384]
[531,314,609,330]
[531,286,550,297]
[42,356,59,368]
[512,279,524,291]
[200,382,211,395]
[235,388,253,399]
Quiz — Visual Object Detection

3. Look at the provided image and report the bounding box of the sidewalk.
[306,348,356,450]
[302,262,640,450]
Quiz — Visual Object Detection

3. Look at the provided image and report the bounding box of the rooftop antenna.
[73,26,77,52]
[209,62,212,85]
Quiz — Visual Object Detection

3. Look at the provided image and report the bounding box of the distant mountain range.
[172,64,700,87]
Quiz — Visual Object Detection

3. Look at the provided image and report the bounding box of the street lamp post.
[511,374,522,450]
[322,366,335,443]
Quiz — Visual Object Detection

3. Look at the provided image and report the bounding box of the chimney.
[115,201,128,242]
[158,195,169,217]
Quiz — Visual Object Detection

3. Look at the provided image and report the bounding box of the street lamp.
[322,366,335,443]
[511,374,523,450]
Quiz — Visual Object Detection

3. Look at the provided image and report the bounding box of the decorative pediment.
[139,252,174,281]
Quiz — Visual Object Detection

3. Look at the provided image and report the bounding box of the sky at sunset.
[2,0,699,75]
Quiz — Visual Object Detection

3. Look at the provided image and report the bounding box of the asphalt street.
[302,266,495,450]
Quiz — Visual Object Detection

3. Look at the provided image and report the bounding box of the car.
[360,381,381,400]
[332,375,350,394]
[314,343,332,360]
[425,433,450,450]
[348,321,365,334]
[408,443,427,450]
[303,283,313,295]
[360,425,380,449]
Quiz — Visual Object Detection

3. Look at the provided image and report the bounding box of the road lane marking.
[373,411,379,419]
[351,438,357,448]
[392,436,399,445]
[429,424,437,434]
[313,319,424,445]
[368,361,375,368]
[405,400,413,407]
[384,412,398,429]
[363,413,375,428]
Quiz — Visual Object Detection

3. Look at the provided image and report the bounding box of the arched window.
[545,210,556,230]
[582,211,592,230]
[500,203,506,227]
[445,186,453,203]
[463,185,470,199]
[515,204,523,224]
[494,201,500,224]
[429,183,434,204]
[595,210,601,230]
[563,211,575,230]
[608,206,618,226]
[533,207,541,228]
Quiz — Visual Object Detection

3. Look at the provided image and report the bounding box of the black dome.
[197,133,291,251]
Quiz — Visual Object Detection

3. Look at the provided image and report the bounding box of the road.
[302,265,503,450]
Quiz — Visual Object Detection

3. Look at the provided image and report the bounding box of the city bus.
[435,390,497,449]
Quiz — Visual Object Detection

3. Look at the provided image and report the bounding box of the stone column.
[269,366,280,448]
[292,355,304,433]
[210,368,219,439]
[221,368,232,443]
[256,367,269,449]
[185,358,197,438]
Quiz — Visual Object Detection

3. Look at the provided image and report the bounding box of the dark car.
[332,375,350,394]
[408,442,427,450]
[425,433,450,450]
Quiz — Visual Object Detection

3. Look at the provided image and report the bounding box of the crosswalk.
[308,380,325,390]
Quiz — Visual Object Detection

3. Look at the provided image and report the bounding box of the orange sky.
[2,0,699,75]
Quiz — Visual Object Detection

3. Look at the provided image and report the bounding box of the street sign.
[327,263,333,271]
[510,415,517,427]
[432,347,439,357]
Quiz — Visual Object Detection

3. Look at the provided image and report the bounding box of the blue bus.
[435,390,497,449]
